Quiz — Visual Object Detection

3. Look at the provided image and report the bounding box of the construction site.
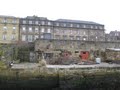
[32,39,120,65]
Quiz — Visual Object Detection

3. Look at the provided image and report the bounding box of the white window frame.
[70,36,74,40]
[62,35,67,40]
[41,28,45,33]
[76,36,80,40]
[41,21,45,25]
[23,20,26,24]
[35,21,39,24]
[47,28,51,33]
[2,34,6,40]
[48,22,51,25]
[3,26,7,30]
[13,27,16,30]
[99,26,103,29]
[12,19,17,23]
[34,35,39,40]
[56,23,59,26]
[77,24,79,28]
[70,24,73,27]
[70,30,72,34]
[22,35,26,41]
[41,35,44,38]
[3,18,7,23]
[83,31,86,35]
[83,25,86,28]
[83,38,86,41]
[22,27,26,31]
[28,35,33,42]
[91,26,93,29]
[96,36,98,39]
[64,23,66,27]
[29,21,32,24]
[35,27,39,33]
[11,34,15,40]
[29,27,32,32]
[95,26,98,29]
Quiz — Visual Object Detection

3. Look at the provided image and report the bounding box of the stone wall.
[35,39,120,52]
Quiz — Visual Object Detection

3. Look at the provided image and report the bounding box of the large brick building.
[19,16,105,42]
[0,15,19,44]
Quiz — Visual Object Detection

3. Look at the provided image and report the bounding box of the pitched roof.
[0,15,18,18]
[56,19,103,25]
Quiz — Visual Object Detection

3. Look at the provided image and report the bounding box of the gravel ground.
[11,62,120,69]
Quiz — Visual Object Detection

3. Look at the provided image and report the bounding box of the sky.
[0,0,120,33]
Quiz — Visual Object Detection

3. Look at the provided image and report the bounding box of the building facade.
[19,16,105,43]
[19,16,53,43]
[53,19,105,41]
[0,15,19,44]
[105,30,120,42]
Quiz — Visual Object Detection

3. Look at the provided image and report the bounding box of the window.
[41,35,44,38]
[41,28,45,32]
[28,35,33,42]
[22,35,26,41]
[29,27,32,32]
[35,21,39,24]
[76,36,80,40]
[70,24,73,27]
[48,22,51,25]
[70,30,72,34]
[13,27,16,30]
[96,36,98,39]
[83,25,86,28]
[90,32,94,35]
[83,31,86,35]
[64,30,68,34]
[11,34,15,40]
[115,33,119,36]
[23,20,26,24]
[22,27,26,31]
[83,38,86,41]
[3,18,7,23]
[2,34,6,40]
[55,35,60,39]
[35,27,39,33]
[56,23,59,26]
[29,21,32,24]
[91,26,93,29]
[63,35,67,39]
[77,24,79,28]
[34,35,39,40]
[73,30,76,34]
[64,23,66,27]
[3,26,7,30]
[41,21,45,25]
[95,26,98,29]
[77,30,80,34]
[70,36,74,40]
[47,28,51,33]
[99,26,103,29]
[12,19,17,23]
[55,29,59,33]
[61,30,64,34]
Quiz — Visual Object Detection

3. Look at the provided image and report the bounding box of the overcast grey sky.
[0,0,120,33]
